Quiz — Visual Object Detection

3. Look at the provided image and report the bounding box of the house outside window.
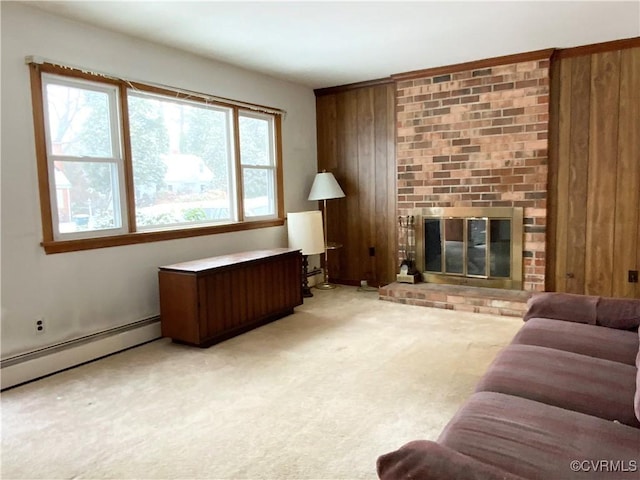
[29,61,284,253]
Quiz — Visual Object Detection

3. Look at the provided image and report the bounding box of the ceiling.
[29,1,640,90]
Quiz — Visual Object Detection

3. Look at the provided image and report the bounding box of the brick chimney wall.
[396,58,550,291]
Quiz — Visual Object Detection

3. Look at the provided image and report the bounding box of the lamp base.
[301,255,313,298]
[315,282,337,290]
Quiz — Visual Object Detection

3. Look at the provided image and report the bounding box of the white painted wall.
[1,3,319,359]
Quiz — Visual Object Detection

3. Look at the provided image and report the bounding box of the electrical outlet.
[629,270,639,283]
[35,317,45,334]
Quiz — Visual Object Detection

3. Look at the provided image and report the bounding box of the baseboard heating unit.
[1,317,161,390]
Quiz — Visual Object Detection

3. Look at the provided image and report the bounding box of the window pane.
[54,161,121,234]
[45,83,113,158]
[444,218,464,274]
[490,219,511,277]
[467,218,487,276]
[424,219,442,272]
[243,168,275,217]
[239,114,272,166]
[128,93,235,229]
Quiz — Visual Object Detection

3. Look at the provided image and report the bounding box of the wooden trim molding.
[26,58,285,116]
[29,63,55,243]
[392,48,555,81]
[274,115,285,220]
[41,218,285,254]
[119,89,137,232]
[554,36,640,60]
[316,37,639,96]
[232,107,245,222]
[314,77,393,97]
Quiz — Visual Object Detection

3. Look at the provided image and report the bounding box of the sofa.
[377,292,640,480]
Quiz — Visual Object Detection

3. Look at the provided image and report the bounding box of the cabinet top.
[159,248,300,273]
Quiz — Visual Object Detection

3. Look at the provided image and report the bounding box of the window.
[239,112,277,218]
[29,62,284,253]
[42,74,127,238]
[128,91,236,230]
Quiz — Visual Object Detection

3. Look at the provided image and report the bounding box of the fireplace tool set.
[397,215,421,284]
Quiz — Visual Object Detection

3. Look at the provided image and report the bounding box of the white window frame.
[239,110,278,220]
[127,90,240,231]
[41,73,128,240]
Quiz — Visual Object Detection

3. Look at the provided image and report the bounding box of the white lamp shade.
[287,211,325,255]
[308,172,345,201]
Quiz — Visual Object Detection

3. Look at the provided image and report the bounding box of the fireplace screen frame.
[415,207,524,290]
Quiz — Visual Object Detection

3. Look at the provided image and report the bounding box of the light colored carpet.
[1,286,522,480]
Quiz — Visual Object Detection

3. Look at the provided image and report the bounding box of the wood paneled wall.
[547,45,640,298]
[315,82,396,286]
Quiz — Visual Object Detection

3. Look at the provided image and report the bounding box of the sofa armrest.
[523,292,598,325]
[377,440,527,480]
[523,292,640,330]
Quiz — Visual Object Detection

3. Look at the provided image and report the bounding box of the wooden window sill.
[41,218,285,254]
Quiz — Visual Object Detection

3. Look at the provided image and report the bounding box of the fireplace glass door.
[416,206,523,290]
[489,219,511,277]
[444,218,464,274]
[467,218,487,276]
[424,217,511,279]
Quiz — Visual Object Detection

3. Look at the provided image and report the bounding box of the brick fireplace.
[381,54,551,314]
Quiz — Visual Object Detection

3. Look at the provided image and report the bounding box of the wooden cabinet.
[159,248,302,347]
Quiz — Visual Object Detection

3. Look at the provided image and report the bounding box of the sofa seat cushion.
[438,392,640,480]
[475,344,639,427]
[512,317,639,365]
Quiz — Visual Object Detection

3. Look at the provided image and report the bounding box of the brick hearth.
[379,282,532,317]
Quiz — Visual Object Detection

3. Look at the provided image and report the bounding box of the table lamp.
[287,210,325,297]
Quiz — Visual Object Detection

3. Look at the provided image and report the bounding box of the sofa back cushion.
[524,292,640,330]
[597,297,640,330]
[635,330,640,423]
